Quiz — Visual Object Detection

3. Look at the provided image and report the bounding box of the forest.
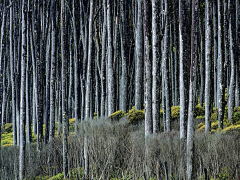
[0,0,240,179]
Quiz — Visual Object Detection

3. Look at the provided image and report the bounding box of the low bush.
[109,110,126,121]
[127,107,144,124]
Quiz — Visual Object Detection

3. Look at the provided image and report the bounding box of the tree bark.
[49,0,56,142]
[135,0,144,110]
[144,0,152,137]
[152,0,161,134]
[19,0,28,178]
[187,0,198,179]
[85,0,94,119]
[107,0,115,116]
[61,0,68,177]
[205,0,212,134]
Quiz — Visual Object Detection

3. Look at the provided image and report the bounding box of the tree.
[135,0,144,110]
[10,2,17,145]
[85,0,94,119]
[217,0,224,129]
[144,0,152,137]
[61,0,68,177]
[205,0,212,133]
[107,0,115,116]
[152,0,161,134]
[162,0,171,132]
[19,0,28,178]
[49,0,56,142]
[228,0,236,123]
[186,0,198,179]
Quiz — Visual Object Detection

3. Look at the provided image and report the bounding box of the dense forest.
[0,0,240,179]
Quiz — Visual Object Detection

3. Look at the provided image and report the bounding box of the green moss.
[109,110,126,121]
[127,107,145,124]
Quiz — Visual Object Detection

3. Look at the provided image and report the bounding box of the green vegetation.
[127,107,145,124]
[109,110,126,121]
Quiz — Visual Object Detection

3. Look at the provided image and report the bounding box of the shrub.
[109,110,126,121]
[4,123,13,133]
[196,116,205,120]
[223,118,232,128]
[171,106,180,120]
[197,122,205,129]
[211,121,218,130]
[69,118,75,125]
[160,106,180,120]
[211,111,218,121]
[194,104,205,117]
[222,124,240,133]
[233,112,240,124]
[217,167,233,180]
[127,107,144,124]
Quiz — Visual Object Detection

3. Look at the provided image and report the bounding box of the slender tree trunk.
[61,0,68,177]
[152,0,160,134]
[72,0,80,133]
[187,1,198,179]
[135,0,144,110]
[217,0,224,129]
[19,0,28,178]
[236,0,240,107]
[213,0,218,108]
[179,0,189,140]
[44,22,51,144]
[144,0,152,137]
[10,3,17,145]
[101,0,107,117]
[120,0,128,112]
[162,0,171,132]
[228,0,236,123]
[205,0,212,134]
[49,0,56,142]
[107,0,115,116]
[85,0,94,119]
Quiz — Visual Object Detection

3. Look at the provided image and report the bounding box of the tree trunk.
[217,0,224,129]
[205,0,212,134]
[162,0,171,132]
[187,0,198,179]
[61,0,68,177]
[152,0,161,134]
[228,0,236,123]
[85,0,94,119]
[19,0,28,178]
[144,0,152,137]
[213,0,218,108]
[49,0,56,142]
[107,0,115,116]
[120,0,128,112]
[10,3,17,145]
[135,0,144,110]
